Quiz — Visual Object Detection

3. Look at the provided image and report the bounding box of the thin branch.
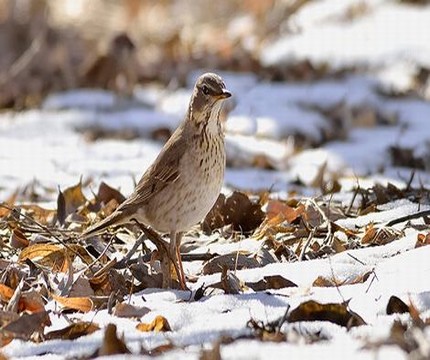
[385,209,430,227]
[0,204,87,263]
[298,228,315,261]
[84,234,116,274]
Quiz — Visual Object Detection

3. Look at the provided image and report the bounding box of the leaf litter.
[1,178,430,358]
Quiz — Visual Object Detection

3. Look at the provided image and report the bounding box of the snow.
[3,221,426,359]
[2,0,430,358]
[262,1,430,69]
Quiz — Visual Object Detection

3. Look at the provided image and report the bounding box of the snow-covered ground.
[2,71,430,203]
[2,0,430,359]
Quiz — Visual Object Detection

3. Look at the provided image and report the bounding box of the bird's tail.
[81,209,128,239]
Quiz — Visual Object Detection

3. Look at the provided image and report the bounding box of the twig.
[84,235,116,274]
[405,170,415,191]
[93,258,118,278]
[347,179,360,215]
[328,256,346,305]
[0,204,87,263]
[298,228,315,261]
[347,253,365,266]
[307,198,332,246]
[385,209,430,227]
[113,234,145,269]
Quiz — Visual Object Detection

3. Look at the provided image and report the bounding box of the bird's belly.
[141,147,225,233]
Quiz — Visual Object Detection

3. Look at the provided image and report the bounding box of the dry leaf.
[361,225,402,245]
[9,229,29,249]
[57,181,87,222]
[266,200,305,223]
[46,321,99,340]
[52,294,93,312]
[202,252,260,275]
[312,276,342,287]
[415,233,430,248]
[68,277,95,298]
[19,205,56,225]
[0,190,17,217]
[202,192,264,234]
[113,303,150,318]
[18,244,71,272]
[386,296,409,315]
[288,300,366,328]
[1,311,51,341]
[97,323,131,356]
[220,266,243,295]
[247,275,297,291]
[313,272,371,287]
[17,291,45,313]
[0,284,14,303]
[97,182,126,206]
[136,315,171,332]
[57,188,66,225]
[199,341,221,360]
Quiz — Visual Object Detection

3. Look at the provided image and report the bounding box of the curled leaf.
[52,294,93,312]
[136,315,171,332]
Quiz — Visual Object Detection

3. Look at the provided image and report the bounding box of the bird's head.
[189,73,231,127]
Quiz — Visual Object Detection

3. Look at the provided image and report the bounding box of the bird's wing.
[118,127,188,213]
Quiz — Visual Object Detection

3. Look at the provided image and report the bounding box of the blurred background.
[1,0,430,203]
[0,0,296,108]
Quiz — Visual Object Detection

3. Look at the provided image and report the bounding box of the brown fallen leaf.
[199,341,221,360]
[96,182,126,207]
[312,276,343,287]
[361,224,402,245]
[89,269,129,297]
[17,291,45,314]
[52,294,93,313]
[0,190,18,218]
[46,321,99,340]
[19,205,56,226]
[97,323,131,356]
[386,296,409,315]
[57,181,87,222]
[246,275,297,291]
[0,285,44,313]
[68,276,95,298]
[266,200,305,223]
[113,303,150,318]
[312,271,371,287]
[0,284,14,303]
[9,229,29,249]
[408,298,425,329]
[141,343,176,356]
[136,315,171,332]
[288,300,366,328]
[18,244,71,272]
[57,188,66,226]
[202,192,264,234]
[1,310,51,341]
[202,252,260,275]
[415,232,430,248]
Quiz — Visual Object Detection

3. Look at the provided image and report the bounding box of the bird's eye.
[202,85,209,95]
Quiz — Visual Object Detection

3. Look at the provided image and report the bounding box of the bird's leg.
[131,220,173,288]
[175,232,186,289]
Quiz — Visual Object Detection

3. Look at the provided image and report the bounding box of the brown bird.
[82,73,231,289]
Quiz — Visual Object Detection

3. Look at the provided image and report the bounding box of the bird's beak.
[217,89,231,100]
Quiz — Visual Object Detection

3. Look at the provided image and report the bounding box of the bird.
[82,73,231,289]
